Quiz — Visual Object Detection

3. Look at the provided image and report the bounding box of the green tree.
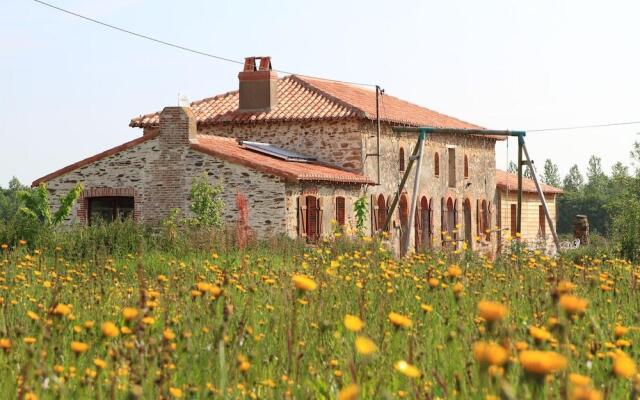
[563,164,584,192]
[188,175,224,228]
[586,155,608,193]
[542,159,561,187]
[19,183,84,226]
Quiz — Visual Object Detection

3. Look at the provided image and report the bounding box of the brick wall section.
[144,107,195,223]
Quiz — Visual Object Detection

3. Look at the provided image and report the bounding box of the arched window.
[434,152,440,177]
[335,196,345,226]
[399,147,405,171]
[464,155,469,179]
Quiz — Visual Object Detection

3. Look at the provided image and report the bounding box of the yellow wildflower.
[292,275,317,291]
[388,312,412,328]
[394,360,421,378]
[355,336,378,355]
[343,314,364,332]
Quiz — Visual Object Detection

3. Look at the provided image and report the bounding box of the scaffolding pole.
[522,142,561,251]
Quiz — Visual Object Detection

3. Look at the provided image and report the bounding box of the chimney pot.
[238,56,278,113]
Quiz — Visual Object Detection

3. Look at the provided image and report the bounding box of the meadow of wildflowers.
[0,237,637,399]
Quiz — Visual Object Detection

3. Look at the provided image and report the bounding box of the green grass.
[0,237,635,399]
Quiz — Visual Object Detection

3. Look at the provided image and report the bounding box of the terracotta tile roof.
[495,169,563,194]
[130,75,491,135]
[32,132,159,187]
[191,135,374,185]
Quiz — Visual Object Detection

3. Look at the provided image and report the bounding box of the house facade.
[34,56,508,255]
[494,170,563,251]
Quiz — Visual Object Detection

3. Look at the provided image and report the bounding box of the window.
[538,205,546,237]
[448,148,456,188]
[510,204,517,236]
[89,197,134,225]
[464,155,469,179]
[434,152,440,177]
[335,196,346,226]
[399,147,405,172]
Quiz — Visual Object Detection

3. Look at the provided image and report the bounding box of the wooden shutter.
[476,199,481,237]
[415,207,422,252]
[441,197,446,244]
[370,194,378,233]
[297,196,307,238]
[335,197,345,226]
[317,197,324,237]
[428,201,434,249]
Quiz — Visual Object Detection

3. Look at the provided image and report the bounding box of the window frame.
[88,196,134,226]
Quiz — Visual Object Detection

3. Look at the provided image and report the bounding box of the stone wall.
[361,122,498,253]
[198,120,364,171]
[44,107,288,238]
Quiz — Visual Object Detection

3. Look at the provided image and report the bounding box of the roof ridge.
[290,75,367,119]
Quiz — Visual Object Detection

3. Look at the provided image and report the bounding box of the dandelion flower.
[612,352,636,379]
[71,341,89,354]
[101,322,119,338]
[338,384,360,400]
[388,312,412,329]
[52,303,72,317]
[0,338,11,350]
[473,341,509,366]
[23,337,36,345]
[559,295,588,315]
[355,336,378,355]
[446,265,463,278]
[344,315,364,332]
[519,350,567,375]
[477,301,508,322]
[122,307,139,321]
[394,360,421,378]
[292,275,317,291]
[568,373,591,387]
[94,358,107,369]
[169,387,183,398]
[529,326,553,342]
[163,328,176,341]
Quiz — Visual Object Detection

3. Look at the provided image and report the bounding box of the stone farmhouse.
[33,56,561,255]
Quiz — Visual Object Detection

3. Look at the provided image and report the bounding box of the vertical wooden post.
[403,129,426,256]
[522,142,561,251]
[516,134,524,238]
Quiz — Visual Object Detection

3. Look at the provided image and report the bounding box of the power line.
[527,120,640,133]
[31,0,378,88]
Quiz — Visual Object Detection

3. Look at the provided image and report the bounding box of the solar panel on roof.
[240,141,317,162]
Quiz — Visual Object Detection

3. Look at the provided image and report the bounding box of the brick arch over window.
[77,187,140,223]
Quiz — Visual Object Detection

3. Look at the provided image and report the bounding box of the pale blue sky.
[2,0,639,186]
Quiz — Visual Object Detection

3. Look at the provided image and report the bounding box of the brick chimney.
[159,106,197,145]
[238,56,278,112]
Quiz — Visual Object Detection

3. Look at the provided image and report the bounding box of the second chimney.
[238,56,278,113]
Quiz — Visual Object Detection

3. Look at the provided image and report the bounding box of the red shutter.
[335,197,345,226]
[428,201,434,249]
[371,194,378,233]
[476,199,481,237]
[441,197,446,244]
[297,196,307,238]
[318,197,324,237]
[306,196,318,241]
[415,207,422,252]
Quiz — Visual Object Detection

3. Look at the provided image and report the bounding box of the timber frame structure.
[383,127,560,256]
